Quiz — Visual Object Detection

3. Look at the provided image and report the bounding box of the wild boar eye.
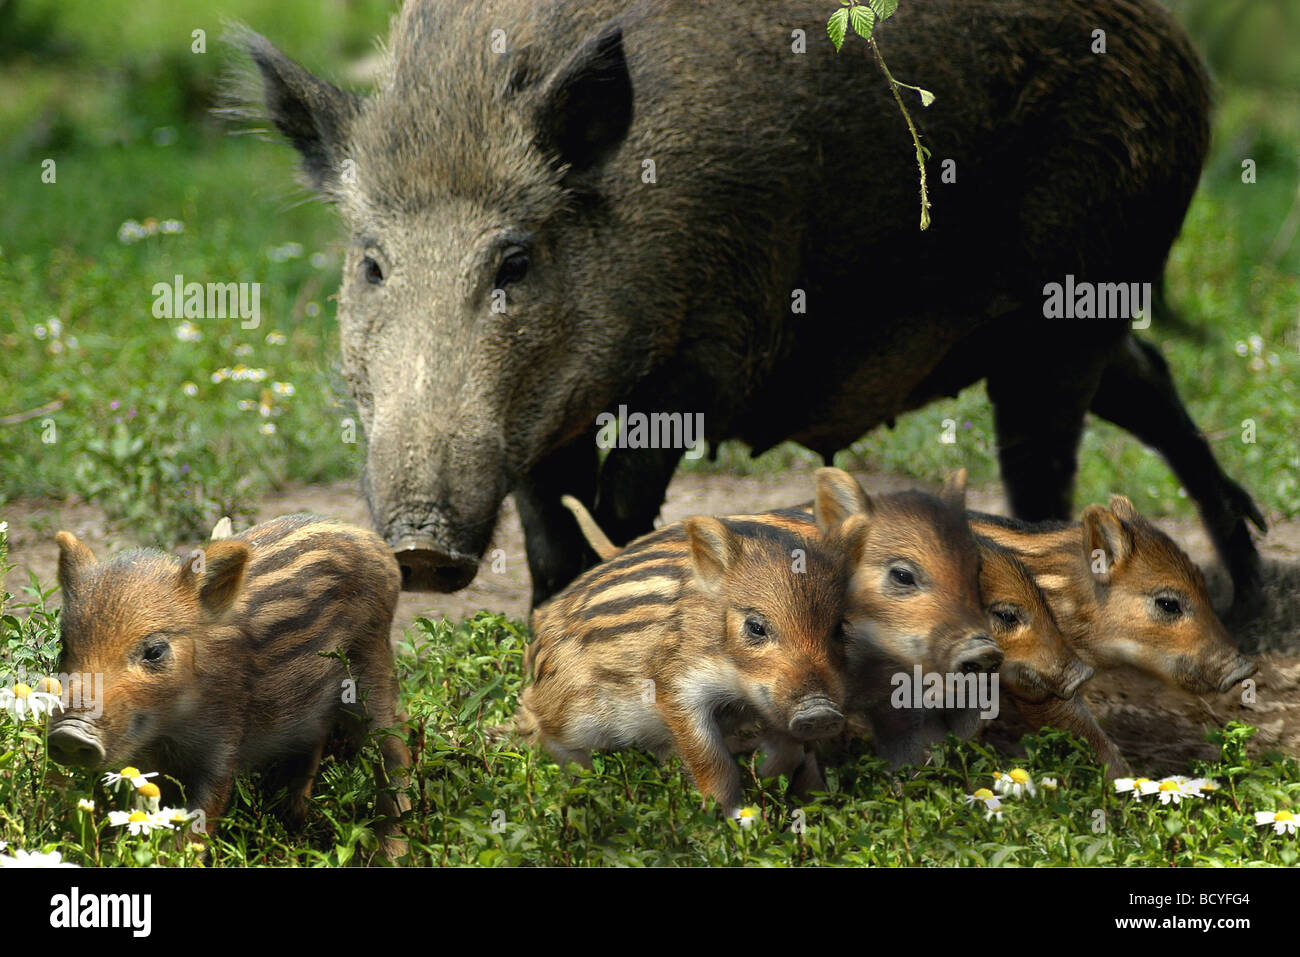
[743,616,768,640]
[360,255,385,286]
[494,249,530,289]
[1155,596,1183,617]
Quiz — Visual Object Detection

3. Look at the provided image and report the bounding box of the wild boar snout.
[389,525,481,592]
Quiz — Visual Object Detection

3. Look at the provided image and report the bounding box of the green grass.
[2,597,1296,867]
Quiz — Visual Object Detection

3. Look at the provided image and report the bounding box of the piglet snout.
[48,722,106,769]
[788,696,844,741]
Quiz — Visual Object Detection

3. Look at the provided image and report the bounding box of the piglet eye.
[744,616,768,640]
[1155,597,1182,616]
[890,567,916,587]
[142,638,171,667]
[992,608,1019,627]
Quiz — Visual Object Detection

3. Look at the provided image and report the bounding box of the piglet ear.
[835,513,871,571]
[813,467,872,537]
[940,468,968,510]
[55,531,97,595]
[1080,504,1132,584]
[177,541,250,616]
[1107,495,1140,524]
[685,516,741,591]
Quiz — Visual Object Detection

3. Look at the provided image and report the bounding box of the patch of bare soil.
[5,468,1298,772]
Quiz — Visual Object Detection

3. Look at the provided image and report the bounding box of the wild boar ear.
[55,532,97,593]
[684,517,741,590]
[231,27,359,196]
[536,24,633,175]
[813,467,872,537]
[178,541,250,616]
[1080,505,1132,583]
[940,468,968,510]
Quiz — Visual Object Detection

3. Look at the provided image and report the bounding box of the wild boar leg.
[591,443,685,550]
[659,699,744,816]
[986,337,1110,522]
[1089,335,1265,625]
[513,433,599,607]
[1014,695,1132,779]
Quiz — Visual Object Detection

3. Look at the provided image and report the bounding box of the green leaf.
[869,0,900,19]
[850,4,875,40]
[827,8,849,51]
[918,87,936,107]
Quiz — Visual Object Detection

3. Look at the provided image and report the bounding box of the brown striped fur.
[48,514,411,859]
[518,504,866,815]
[563,469,999,772]
[978,537,1093,705]
[970,498,1257,776]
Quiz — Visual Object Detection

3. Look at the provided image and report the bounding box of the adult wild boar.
[234,0,1264,617]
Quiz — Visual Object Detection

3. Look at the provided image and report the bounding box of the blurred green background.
[0,0,1297,545]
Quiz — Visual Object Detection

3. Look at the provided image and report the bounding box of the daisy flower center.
[1276,810,1294,822]
[128,811,148,823]
[973,788,994,800]
[13,683,31,699]
[1009,769,1030,784]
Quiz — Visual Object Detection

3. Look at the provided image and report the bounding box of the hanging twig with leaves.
[828,0,935,229]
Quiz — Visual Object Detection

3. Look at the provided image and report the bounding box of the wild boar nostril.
[392,539,478,592]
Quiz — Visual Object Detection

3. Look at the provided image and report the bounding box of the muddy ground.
[5,468,1299,774]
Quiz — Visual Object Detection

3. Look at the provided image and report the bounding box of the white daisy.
[103,766,157,790]
[735,806,760,829]
[77,798,95,813]
[994,768,1036,799]
[108,809,165,835]
[0,849,78,868]
[1040,777,1059,791]
[1113,777,1154,798]
[134,781,162,814]
[1255,810,1297,836]
[965,788,1004,821]
[1147,776,1203,805]
[0,682,63,721]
